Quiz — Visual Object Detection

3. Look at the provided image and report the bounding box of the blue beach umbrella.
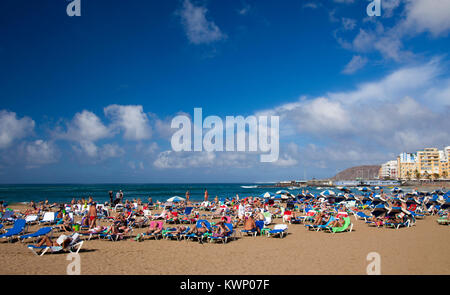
[260,192,275,199]
[320,190,336,197]
[371,204,388,217]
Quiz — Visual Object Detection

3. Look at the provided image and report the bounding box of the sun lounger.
[27,234,83,256]
[305,217,335,231]
[25,215,39,225]
[19,227,53,243]
[0,219,26,242]
[240,220,265,237]
[384,219,411,229]
[208,223,234,243]
[184,219,212,242]
[324,217,353,234]
[266,224,288,238]
[437,216,450,225]
[40,212,56,225]
[164,227,190,240]
[354,211,372,221]
[0,211,15,223]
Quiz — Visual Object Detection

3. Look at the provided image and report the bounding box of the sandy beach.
[0,204,448,275]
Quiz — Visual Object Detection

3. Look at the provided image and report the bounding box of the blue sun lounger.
[240,220,265,237]
[184,219,212,242]
[267,224,288,238]
[208,223,234,243]
[305,217,336,231]
[164,227,190,240]
[0,211,15,223]
[0,219,26,242]
[19,227,52,243]
[355,211,372,221]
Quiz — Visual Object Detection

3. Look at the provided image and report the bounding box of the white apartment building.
[380,160,398,179]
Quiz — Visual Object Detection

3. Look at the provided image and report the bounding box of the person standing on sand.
[119,190,124,203]
[88,202,97,229]
[109,191,113,206]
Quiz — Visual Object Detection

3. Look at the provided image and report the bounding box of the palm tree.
[432,173,440,181]
[424,171,431,182]
[406,171,411,181]
[414,169,420,180]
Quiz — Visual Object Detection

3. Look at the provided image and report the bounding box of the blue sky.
[0,0,449,183]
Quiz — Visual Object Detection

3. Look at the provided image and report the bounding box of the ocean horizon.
[0,183,291,204]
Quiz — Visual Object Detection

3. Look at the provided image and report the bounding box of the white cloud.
[178,0,226,44]
[342,55,368,74]
[58,110,110,142]
[336,0,450,62]
[257,60,450,166]
[342,18,356,31]
[100,143,125,159]
[303,2,320,9]
[382,0,401,18]
[402,0,450,37]
[333,0,354,3]
[238,3,251,15]
[153,150,258,169]
[104,104,151,140]
[25,140,59,166]
[73,141,124,160]
[0,110,35,149]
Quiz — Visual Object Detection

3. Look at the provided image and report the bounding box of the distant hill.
[331,165,381,181]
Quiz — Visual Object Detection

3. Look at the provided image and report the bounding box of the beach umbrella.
[371,195,386,206]
[345,194,356,201]
[335,194,346,203]
[440,197,450,210]
[260,192,276,199]
[359,187,371,192]
[167,196,185,203]
[371,204,388,217]
[320,190,336,197]
[391,187,403,193]
[373,186,381,190]
[276,190,291,195]
[272,194,282,200]
[338,187,351,193]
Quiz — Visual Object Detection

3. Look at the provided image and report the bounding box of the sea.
[0,183,337,205]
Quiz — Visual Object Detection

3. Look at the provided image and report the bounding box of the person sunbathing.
[105,223,132,236]
[55,214,73,233]
[390,212,406,224]
[34,234,74,249]
[212,221,230,237]
[242,215,258,233]
[329,216,344,228]
[151,209,168,220]
[311,212,324,226]
[146,221,163,235]
[172,225,187,235]
[187,221,210,235]
[80,225,106,234]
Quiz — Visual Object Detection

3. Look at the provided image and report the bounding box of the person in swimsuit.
[88,202,97,229]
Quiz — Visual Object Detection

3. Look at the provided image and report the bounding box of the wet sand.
[0,204,449,275]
